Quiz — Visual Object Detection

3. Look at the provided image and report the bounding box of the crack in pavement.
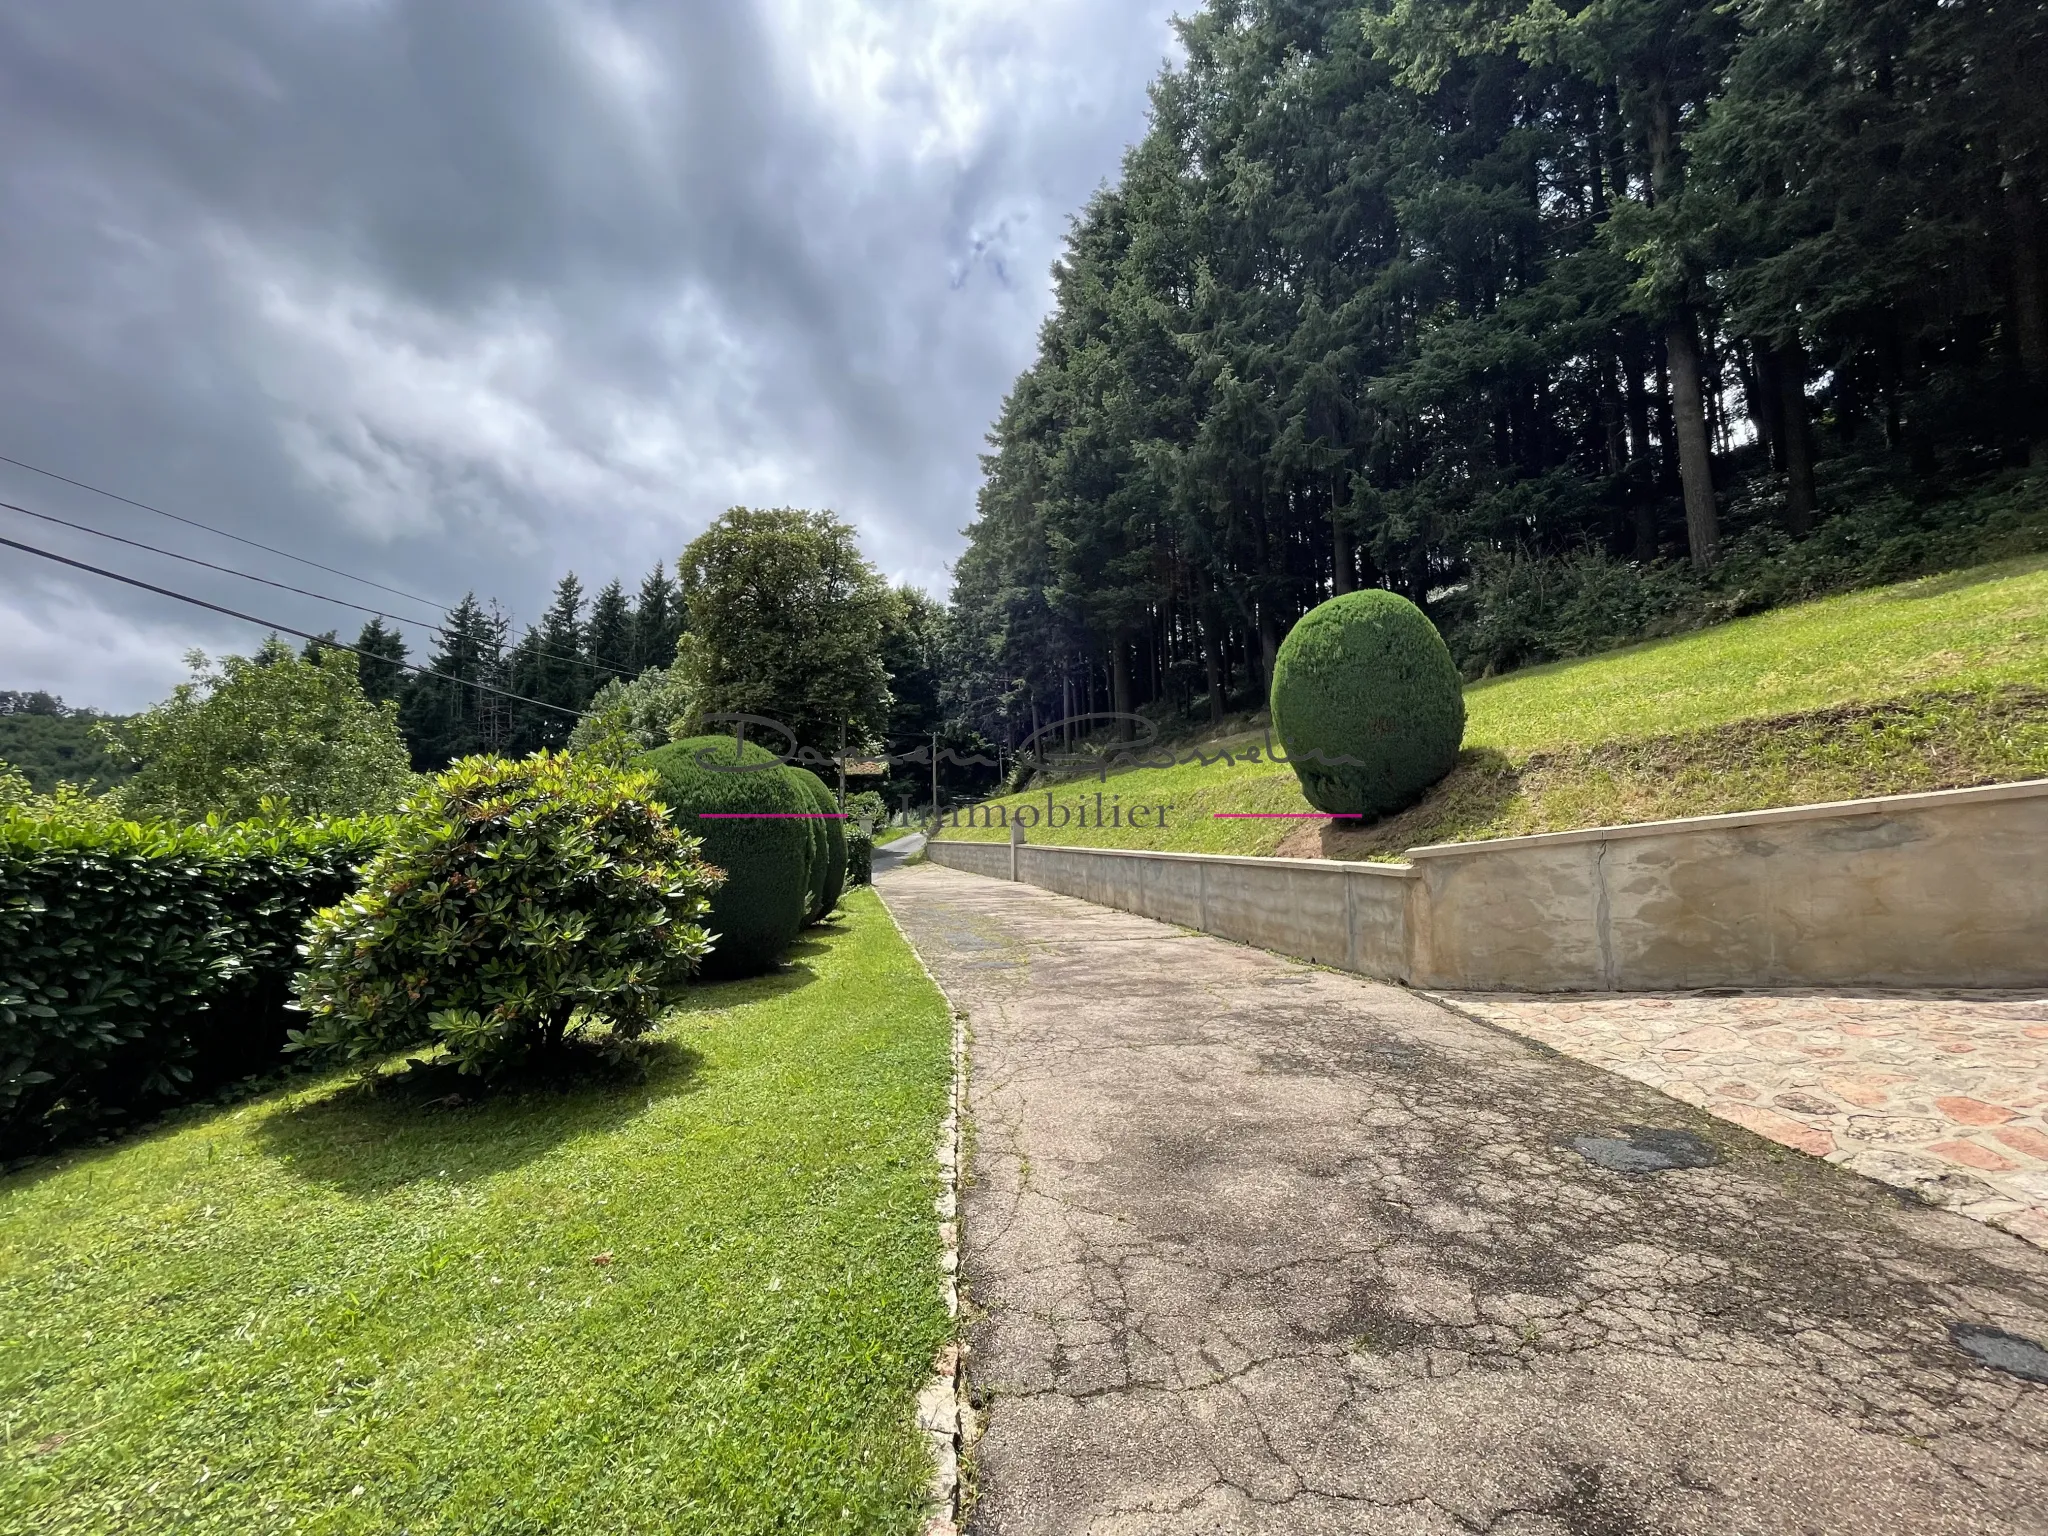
[879,863,2048,1535]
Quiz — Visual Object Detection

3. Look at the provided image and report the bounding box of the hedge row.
[638,737,850,978]
[0,811,386,1156]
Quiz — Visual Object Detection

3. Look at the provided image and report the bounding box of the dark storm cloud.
[0,0,1181,709]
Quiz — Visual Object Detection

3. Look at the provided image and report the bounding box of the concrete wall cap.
[1404,776,2048,860]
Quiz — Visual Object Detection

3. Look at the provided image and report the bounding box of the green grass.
[873,827,919,847]
[0,889,952,1536]
[940,555,2048,859]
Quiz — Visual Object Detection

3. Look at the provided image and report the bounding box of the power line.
[0,498,445,631]
[0,532,588,721]
[0,481,641,683]
[0,450,448,610]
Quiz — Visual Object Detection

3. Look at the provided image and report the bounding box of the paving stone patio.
[1431,991,2048,1249]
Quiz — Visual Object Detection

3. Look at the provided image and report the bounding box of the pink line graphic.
[1212,812,1362,819]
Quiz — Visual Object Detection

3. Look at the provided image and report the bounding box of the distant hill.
[0,692,134,795]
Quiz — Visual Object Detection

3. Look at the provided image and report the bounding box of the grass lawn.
[940,554,2048,859]
[873,827,920,847]
[0,888,952,1536]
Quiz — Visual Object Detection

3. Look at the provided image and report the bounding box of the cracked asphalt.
[877,863,2048,1535]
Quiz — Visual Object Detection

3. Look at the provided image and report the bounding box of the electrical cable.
[0,450,448,610]
[0,496,638,682]
[0,474,643,682]
[0,498,445,631]
[0,531,588,720]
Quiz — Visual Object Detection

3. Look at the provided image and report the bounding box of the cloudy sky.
[0,0,1183,711]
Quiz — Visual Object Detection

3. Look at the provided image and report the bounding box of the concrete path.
[1437,991,2048,1248]
[873,829,928,875]
[878,863,2048,1536]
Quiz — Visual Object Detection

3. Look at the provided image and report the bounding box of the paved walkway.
[872,829,929,875]
[1435,992,2048,1248]
[879,863,2048,1536]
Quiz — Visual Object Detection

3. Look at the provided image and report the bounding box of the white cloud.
[0,573,204,713]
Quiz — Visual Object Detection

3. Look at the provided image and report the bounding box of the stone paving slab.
[879,862,2048,1536]
[1432,991,2048,1250]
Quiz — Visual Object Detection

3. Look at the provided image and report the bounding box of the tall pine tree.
[398,595,507,770]
[352,616,410,705]
[508,574,589,751]
[585,579,635,688]
[631,561,684,672]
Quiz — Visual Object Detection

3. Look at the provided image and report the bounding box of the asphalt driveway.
[879,862,2048,1535]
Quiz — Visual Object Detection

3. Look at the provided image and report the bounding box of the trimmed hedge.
[1270,590,1466,817]
[846,827,874,887]
[791,768,847,923]
[639,736,810,978]
[1,811,385,1156]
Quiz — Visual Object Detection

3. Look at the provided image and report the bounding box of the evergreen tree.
[398,594,507,770]
[352,616,410,705]
[947,0,2047,726]
[508,574,588,752]
[631,561,684,672]
[585,579,635,692]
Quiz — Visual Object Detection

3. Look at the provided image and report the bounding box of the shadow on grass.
[1881,552,2048,602]
[1294,747,1524,861]
[253,1035,707,1196]
[663,941,831,1022]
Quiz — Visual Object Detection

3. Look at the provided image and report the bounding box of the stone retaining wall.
[924,779,2048,992]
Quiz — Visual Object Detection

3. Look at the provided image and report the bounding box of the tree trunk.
[1625,343,1652,468]
[1655,343,1677,490]
[1644,78,1717,568]
[1625,341,1656,558]
[1601,352,1628,475]
[1666,316,1719,568]
[544,1003,573,1056]
[1330,493,1356,597]
[1256,608,1280,700]
[1197,572,1226,725]
[1744,337,1781,469]
[1111,636,1132,742]
[2012,175,2048,467]
[1775,339,1818,535]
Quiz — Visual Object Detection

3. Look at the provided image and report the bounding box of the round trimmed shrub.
[640,735,810,978]
[1269,590,1465,817]
[289,752,720,1078]
[790,768,846,923]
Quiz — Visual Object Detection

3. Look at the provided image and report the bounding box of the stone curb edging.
[879,887,971,1536]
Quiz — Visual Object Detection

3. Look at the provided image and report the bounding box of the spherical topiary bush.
[639,735,811,978]
[288,752,721,1079]
[1269,590,1465,817]
[790,768,846,923]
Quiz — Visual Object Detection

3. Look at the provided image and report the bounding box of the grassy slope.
[0,889,951,1536]
[942,554,2048,859]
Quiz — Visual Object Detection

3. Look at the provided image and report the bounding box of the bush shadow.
[663,941,830,1021]
[251,1035,706,1196]
[1290,747,1524,861]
